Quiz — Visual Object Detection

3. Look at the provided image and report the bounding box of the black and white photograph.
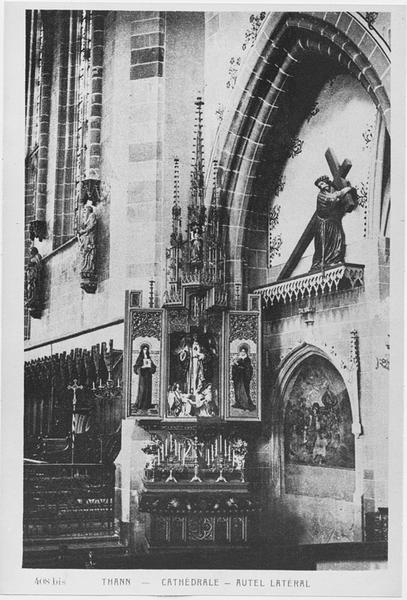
[0,3,405,597]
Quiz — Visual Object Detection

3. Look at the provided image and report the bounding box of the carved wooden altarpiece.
[122,98,261,550]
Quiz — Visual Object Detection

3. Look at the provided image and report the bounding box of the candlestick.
[117,377,120,389]
[92,381,96,391]
[216,455,227,483]
[165,467,177,483]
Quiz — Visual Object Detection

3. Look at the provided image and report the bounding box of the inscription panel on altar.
[124,295,163,418]
[226,311,261,421]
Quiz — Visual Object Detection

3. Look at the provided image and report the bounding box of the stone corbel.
[29,219,47,242]
[80,178,101,206]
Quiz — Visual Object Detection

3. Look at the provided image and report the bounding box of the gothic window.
[25,11,43,161]
[53,11,93,249]
[25,10,45,340]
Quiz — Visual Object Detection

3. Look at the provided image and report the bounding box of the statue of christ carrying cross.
[310,148,358,272]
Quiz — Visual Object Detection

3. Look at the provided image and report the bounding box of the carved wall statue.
[78,204,98,294]
[25,246,43,318]
[284,355,355,469]
[310,149,358,272]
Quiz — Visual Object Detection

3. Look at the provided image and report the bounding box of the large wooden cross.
[277,148,354,281]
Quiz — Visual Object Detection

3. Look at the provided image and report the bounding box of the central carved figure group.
[168,332,218,418]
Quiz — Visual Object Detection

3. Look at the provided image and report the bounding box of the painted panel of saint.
[167,331,219,418]
[232,344,255,411]
[229,339,258,418]
[131,337,160,415]
[284,356,354,468]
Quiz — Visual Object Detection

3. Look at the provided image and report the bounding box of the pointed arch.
[268,342,357,496]
[209,12,390,287]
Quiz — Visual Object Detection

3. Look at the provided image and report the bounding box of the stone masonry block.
[131,18,164,36]
[347,19,366,46]
[130,62,163,80]
[369,46,390,79]
[336,12,353,33]
[131,47,164,66]
[131,32,164,50]
[358,32,377,59]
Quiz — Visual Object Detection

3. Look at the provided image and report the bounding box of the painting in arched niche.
[284,355,354,469]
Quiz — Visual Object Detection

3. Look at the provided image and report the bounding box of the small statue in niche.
[25,246,43,318]
[310,175,357,272]
[78,204,98,293]
[190,224,203,265]
[231,344,256,411]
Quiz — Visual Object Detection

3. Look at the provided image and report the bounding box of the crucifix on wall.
[278,148,358,280]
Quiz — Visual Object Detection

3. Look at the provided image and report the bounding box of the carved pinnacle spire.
[189,96,205,219]
[171,157,181,244]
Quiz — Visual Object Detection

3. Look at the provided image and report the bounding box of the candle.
[117,377,120,388]
[92,381,96,391]
[99,378,103,388]
[215,439,218,455]
[157,449,160,465]
[164,439,168,456]
[228,443,231,462]
[169,433,173,451]
[220,434,223,454]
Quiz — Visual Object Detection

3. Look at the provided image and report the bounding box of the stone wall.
[26,11,206,352]
[257,278,389,545]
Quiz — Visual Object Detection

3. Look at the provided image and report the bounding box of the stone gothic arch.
[262,342,361,544]
[210,11,390,289]
[267,343,357,490]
